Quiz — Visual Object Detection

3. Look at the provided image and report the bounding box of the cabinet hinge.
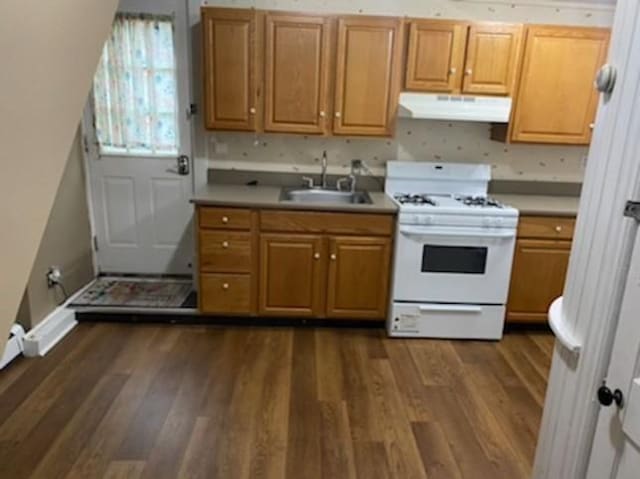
[187,103,198,119]
[624,201,640,222]
[93,236,99,252]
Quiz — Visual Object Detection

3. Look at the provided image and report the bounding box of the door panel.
[587,234,640,478]
[258,234,325,316]
[507,238,571,322]
[462,23,523,95]
[202,8,257,130]
[264,13,331,134]
[87,0,193,275]
[333,16,403,136]
[405,20,468,93]
[102,177,138,246]
[326,237,391,319]
[511,25,609,144]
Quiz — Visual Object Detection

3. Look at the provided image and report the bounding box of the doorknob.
[597,383,624,408]
[175,155,190,175]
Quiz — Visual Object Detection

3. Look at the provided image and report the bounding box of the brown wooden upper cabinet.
[333,16,404,136]
[510,25,610,144]
[264,13,332,134]
[405,19,523,96]
[463,23,523,95]
[405,19,468,92]
[202,8,258,131]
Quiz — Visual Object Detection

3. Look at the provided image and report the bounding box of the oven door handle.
[418,304,483,314]
[399,226,516,239]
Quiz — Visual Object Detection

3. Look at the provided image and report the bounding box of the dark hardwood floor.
[0,323,553,479]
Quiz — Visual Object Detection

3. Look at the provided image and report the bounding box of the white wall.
[189,0,614,184]
[0,0,118,343]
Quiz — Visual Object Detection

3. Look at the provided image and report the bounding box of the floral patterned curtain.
[93,13,179,156]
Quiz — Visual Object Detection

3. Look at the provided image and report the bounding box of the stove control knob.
[421,215,433,225]
[482,217,491,227]
[411,214,421,224]
[494,217,503,227]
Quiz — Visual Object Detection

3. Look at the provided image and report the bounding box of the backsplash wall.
[190,0,614,185]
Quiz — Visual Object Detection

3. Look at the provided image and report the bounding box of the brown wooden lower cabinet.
[200,273,252,315]
[258,233,325,317]
[326,236,391,319]
[506,215,575,323]
[197,205,394,320]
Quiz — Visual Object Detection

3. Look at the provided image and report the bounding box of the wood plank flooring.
[0,323,553,479]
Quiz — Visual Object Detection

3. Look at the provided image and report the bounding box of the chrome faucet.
[320,150,328,189]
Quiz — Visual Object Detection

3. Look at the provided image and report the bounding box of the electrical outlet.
[351,159,363,174]
[46,266,62,288]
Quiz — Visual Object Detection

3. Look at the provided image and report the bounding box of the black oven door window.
[421,245,488,274]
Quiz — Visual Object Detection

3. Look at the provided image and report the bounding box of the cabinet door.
[511,25,609,144]
[333,16,403,136]
[202,8,257,131]
[507,238,572,323]
[326,237,391,319]
[259,234,325,317]
[405,19,468,93]
[462,22,523,96]
[264,13,331,134]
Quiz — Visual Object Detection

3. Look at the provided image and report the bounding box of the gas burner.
[455,195,503,208]
[394,193,437,206]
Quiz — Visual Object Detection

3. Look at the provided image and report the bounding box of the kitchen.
[2,0,631,478]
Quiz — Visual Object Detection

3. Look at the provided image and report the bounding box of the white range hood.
[398,92,512,123]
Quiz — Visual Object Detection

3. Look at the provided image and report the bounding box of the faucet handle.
[336,175,356,192]
[302,176,315,188]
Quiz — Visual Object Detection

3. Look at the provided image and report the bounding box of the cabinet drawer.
[199,231,252,273]
[199,207,251,230]
[518,216,575,240]
[200,273,251,314]
[260,210,394,236]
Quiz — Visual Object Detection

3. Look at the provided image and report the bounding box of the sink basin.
[279,188,372,205]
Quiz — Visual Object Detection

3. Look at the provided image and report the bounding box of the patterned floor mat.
[71,278,193,308]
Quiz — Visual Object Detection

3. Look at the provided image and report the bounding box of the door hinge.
[93,236,99,252]
[624,201,640,221]
[82,135,89,154]
[187,103,198,118]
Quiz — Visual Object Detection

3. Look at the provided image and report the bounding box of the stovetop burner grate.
[455,195,504,208]
[394,193,437,206]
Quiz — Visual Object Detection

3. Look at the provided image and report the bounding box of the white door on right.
[587,229,640,479]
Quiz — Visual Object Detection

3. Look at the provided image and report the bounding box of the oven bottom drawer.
[388,302,505,340]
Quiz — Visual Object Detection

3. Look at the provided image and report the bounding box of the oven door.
[394,225,516,304]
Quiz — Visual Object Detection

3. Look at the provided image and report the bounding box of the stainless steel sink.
[279,187,372,205]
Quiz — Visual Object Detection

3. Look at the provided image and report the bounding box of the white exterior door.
[85,0,193,275]
[587,230,640,479]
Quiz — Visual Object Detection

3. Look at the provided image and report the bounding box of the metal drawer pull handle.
[465,68,472,75]
[335,112,341,118]
[222,241,229,248]
[222,283,229,290]
[314,252,320,260]
[330,253,337,261]
[319,111,326,118]
[449,67,457,74]
[418,304,482,313]
[249,107,256,114]
[555,226,562,232]
[221,216,229,224]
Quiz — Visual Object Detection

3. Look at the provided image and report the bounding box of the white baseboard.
[22,307,78,357]
[0,324,26,369]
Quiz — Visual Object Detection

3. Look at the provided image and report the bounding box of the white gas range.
[386,161,519,340]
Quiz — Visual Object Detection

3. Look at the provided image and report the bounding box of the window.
[92,13,179,156]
